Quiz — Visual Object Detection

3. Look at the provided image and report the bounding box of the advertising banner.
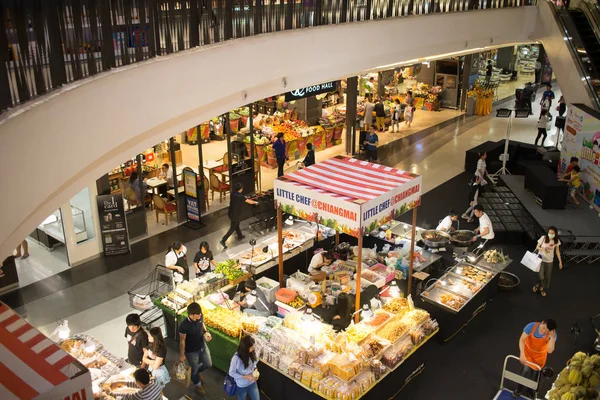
[275,179,362,237]
[285,81,339,102]
[186,197,200,222]
[97,193,129,256]
[183,167,200,222]
[361,175,422,232]
[560,105,600,210]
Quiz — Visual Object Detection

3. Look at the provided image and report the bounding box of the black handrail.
[0,0,536,113]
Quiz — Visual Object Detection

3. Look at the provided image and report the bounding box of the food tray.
[361,309,394,329]
[420,285,469,314]
[354,270,386,289]
[369,263,395,283]
[275,288,297,303]
[452,263,493,283]
[438,273,483,298]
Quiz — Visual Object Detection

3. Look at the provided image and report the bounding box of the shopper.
[159,163,175,188]
[165,242,189,280]
[125,313,149,368]
[142,327,170,389]
[541,84,555,108]
[193,241,216,277]
[532,227,563,297]
[238,278,274,317]
[365,77,375,94]
[475,152,490,187]
[472,205,495,242]
[556,95,566,117]
[308,250,333,281]
[303,142,315,167]
[391,99,402,132]
[436,211,458,232]
[374,99,386,132]
[485,60,493,84]
[522,83,534,115]
[228,335,260,400]
[332,293,353,332]
[179,302,213,396]
[462,177,481,223]
[14,240,29,259]
[535,110,551,147]
[272,132,287,178]
[363,129,379,162]
[120,368,162,400]
[514,319,558,398]
[363,95,375,129]
[559,165,581,205]
[220,183,258,249]
[129,171,148,206]
[404,91,415,127]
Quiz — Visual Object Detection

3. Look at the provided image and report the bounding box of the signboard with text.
[560,104,600,211]
[285,81,339,102]
[183,167,200,222]
[97,193,129,256]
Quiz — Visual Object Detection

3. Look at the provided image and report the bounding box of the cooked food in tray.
[422,286,468,312]
[454,265,492,282]
[440,293,466,310]
[422,230,450,242]
[382,297,409,314]
[483,249,507,264]
[438,275,482,296]
[282,230,305,242]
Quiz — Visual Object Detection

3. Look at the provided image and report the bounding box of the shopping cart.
[127,265,174,311]
[493,356,541,400]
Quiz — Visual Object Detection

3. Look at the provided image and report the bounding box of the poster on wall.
[183,167,200,222]
[97,193,130,255]
[560,104,600,210]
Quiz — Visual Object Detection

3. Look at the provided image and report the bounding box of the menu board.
[97,193,130,255]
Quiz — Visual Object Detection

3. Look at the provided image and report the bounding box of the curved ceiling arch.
[0,7,540,257]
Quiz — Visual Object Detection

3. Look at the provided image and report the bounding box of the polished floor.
[3,83,581,400]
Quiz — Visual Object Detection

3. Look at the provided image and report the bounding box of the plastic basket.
[275,288,297,304]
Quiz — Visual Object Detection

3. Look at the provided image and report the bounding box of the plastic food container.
[275,288,297,303]
[354,270,386,289]
[256,277,280,303]
[369,263,395,283]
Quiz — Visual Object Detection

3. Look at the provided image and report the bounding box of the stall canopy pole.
[169,137,178,216]
[354,229,363,323]
[408,207,418,295]
[136,154,148,234]
[335,231,339,247]
[196,125,205,218]
[277,205,284,288]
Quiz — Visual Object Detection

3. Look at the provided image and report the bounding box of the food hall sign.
[285,81,339,101]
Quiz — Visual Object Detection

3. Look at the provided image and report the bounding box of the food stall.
[0,301,93,400]
[418,247,512,342]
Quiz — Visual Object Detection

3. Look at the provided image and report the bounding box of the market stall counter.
[417,249,512,342]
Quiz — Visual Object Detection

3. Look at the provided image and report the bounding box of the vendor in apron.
[514,320,557,397]
[165,241,189,280]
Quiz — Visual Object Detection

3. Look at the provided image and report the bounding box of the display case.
[29,206,87,250]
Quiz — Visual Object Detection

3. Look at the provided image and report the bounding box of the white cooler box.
[256,277,280,303]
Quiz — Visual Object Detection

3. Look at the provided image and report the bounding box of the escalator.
[568,9,600,79]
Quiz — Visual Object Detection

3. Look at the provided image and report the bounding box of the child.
[303,143,315,167]
[560,165,581,205]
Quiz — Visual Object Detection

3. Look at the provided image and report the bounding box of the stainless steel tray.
[420,285,469,314]
[451,263,494,283]
[438,273,483,298]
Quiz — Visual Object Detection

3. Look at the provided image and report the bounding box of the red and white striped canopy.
[0,302,84,399]
[286,156,418,203]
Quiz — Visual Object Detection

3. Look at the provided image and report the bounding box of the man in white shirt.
[436,211,458,232]
[159,163,175,188]
[472,205,495,242]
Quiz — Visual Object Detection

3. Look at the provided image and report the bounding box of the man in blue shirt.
[541,84,555,107]
[363,129,379,161]
[272,132,287,177]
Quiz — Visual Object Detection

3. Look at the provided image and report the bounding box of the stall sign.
[361,175,422,232]
[183,168,198,198]
[97,193,130,256]
[560,104,600,211]
[285,81,339,102]
[186,197,200,222]
[275,179,362,236]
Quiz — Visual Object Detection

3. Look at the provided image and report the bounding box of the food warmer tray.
[476,257,512,274]
[451,263,494,283]
[420,285,470,314]
[438,273,483,298]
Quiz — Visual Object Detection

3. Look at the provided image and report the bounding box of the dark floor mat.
[504,222,523,231]
[507,204,524,210]
[499,216,518,224]
[498,192,516,198]
[482,192,500,198]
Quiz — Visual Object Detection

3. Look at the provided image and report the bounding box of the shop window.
[69,187,96,243]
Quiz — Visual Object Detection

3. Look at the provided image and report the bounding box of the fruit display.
[288,296,305,309]
[203,306,243,338]
[383,297,410,314]
[483,249,507,264]
[215,259,245,281]
[547,352,600,400]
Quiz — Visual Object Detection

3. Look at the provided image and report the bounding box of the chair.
[153,194,177,225]
[210,173,230,203]
[214,152,230,181]
[203,175,210,210]
[123,187,137,210]
[254,159,261,192]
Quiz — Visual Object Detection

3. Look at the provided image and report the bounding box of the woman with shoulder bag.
[228,335,260,400]
[532,226,563,297]
[142,327,171,389]
[391,99,402,133]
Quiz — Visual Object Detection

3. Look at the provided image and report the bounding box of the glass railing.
[0,0,536,113]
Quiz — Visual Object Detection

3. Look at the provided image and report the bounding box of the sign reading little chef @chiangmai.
[284,81,339,102]
[274,156,422,238]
